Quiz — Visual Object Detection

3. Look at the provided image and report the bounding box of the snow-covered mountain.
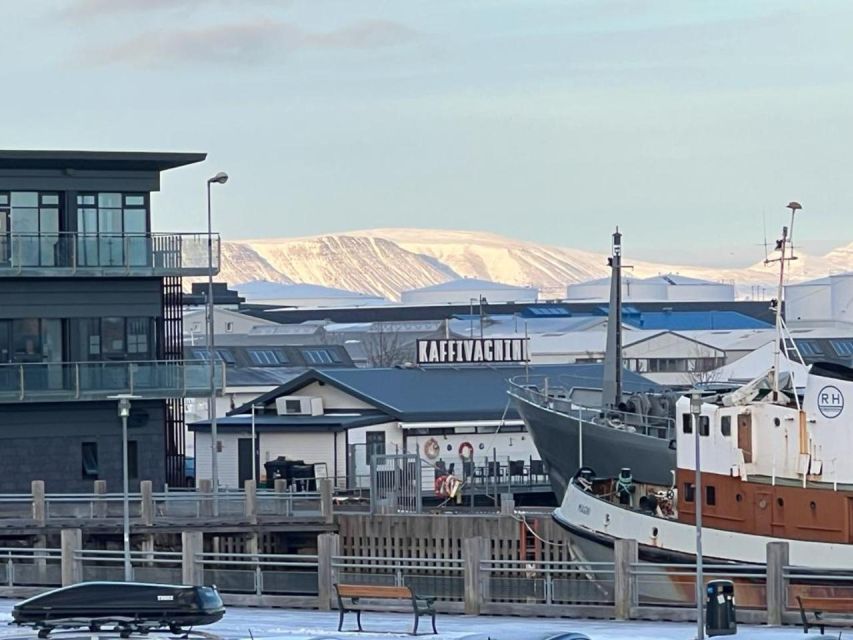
[211,229,852,301]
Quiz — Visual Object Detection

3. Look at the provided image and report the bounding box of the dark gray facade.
[0,150,217,493]
[0,401,166,493]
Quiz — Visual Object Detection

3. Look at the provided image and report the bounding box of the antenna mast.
[602,227,623,412]
[765,201,801,401]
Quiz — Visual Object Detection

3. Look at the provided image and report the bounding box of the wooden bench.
[334,584,437,635]
[797,596,853,634]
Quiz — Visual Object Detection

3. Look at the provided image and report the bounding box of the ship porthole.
[810,501,817,511]
[652,527,659,537]
[736,494,743,502]
[777,497,784,507]
[774,417,781,427]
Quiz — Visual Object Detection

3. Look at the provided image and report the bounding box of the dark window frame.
[82,442,99,479]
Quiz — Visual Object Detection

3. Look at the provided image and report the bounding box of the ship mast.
[602,228,623,412]
[765,201,801,401]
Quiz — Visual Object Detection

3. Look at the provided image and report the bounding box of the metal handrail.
[0,231,221,275]
[508,376,675,439]
[0,359,224,401]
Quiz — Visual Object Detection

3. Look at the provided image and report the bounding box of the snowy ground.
[0,599,845,640]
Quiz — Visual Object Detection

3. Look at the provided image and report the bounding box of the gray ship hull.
[511,394,676,501]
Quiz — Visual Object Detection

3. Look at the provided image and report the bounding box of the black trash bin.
[706,579,737,636]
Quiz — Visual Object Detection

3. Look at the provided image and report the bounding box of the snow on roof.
[402,278,534,294]
[236,280,383,300]
[710,342,809,383]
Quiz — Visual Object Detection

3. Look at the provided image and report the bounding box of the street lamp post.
[250,404,264,487]
[691,390,705,640]
[109,393,141,582]
[206,171,228,512]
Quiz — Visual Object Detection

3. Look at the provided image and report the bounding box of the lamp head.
[208,171,229,185]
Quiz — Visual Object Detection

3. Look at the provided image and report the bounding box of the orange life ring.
[458,441,474,460]
[423,437,440,459]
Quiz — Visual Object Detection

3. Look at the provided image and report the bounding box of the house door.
[238,438,256,486]
[755,491,772,536]
[737,413,753,463]
[365,431,386,467]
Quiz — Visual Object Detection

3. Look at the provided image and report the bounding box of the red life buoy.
[458,441,474,460]
[434,475,447,496]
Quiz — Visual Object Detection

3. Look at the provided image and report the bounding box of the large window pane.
[127,317,150,356]
[12,319,41,362]
[99,209,124,266]
[102,317,125,359]
[77,208,99,266]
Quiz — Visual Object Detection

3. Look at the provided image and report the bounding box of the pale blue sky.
[1,1,851,266]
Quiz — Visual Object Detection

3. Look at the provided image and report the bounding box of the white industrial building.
[401,278,539,305]
[785,272,853,327]
[566,274,735,302]
[235,280,387,308]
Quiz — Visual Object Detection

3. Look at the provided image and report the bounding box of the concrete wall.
[0,400,166,493]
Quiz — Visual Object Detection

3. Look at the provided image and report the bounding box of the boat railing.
[507,376,674,440]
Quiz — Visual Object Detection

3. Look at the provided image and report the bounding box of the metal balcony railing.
[0,359,225,402]
[0,232,220,277]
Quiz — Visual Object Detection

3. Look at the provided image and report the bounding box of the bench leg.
[412,612,418,636]
[431,611,437,634]
[356,610,362,632]
[338,610,345,632]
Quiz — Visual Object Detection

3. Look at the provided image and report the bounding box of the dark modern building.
[0,150,223,492]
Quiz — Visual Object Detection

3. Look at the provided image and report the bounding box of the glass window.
[76,192,149,268]
[248,349,287,365]
[11,192,38,207]
[127,318,149,355]
[305,349,333,365]
[706,486,716,506]
[684,483,695,502]
[13,319,41,362]
[215,349,236,366]
[830,340,853,357]
[82,442,98,479]
[721,415,732,437]
[682,413,692,434]
[699,416,710,437]
[102,317,126,359]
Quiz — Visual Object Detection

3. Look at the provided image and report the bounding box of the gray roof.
[190,412,388,433]
[0,150,206,171]
[232,364,660,423]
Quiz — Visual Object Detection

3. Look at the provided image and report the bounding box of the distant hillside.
[203,229,852,301]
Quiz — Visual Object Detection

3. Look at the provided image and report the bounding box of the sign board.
[416,337,529,365]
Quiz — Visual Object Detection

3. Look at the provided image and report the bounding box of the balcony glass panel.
[0,232,219,277]
[0,360,223,402]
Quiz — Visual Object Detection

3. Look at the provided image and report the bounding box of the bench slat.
[799,597,853,613]
[336,584,412,599]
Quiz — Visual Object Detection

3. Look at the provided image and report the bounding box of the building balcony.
[0,232,220,277]
[0,359,225,403]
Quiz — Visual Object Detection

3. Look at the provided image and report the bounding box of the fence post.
[463,536,485,615]
[766,541,789,626]
[182,530,204,586]
[244,480,257,525]
[274,479,287,516]
[60,528,83,586]
[93,480,107,518]
[198,479,213,518]
[140,480,154,526]
[320,478,334,524]
[614,538,638,620]
[317,532,341,611]
[500,493,515,515]
[31,480,45,525]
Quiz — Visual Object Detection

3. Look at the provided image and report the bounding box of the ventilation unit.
[275,396,324,416]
